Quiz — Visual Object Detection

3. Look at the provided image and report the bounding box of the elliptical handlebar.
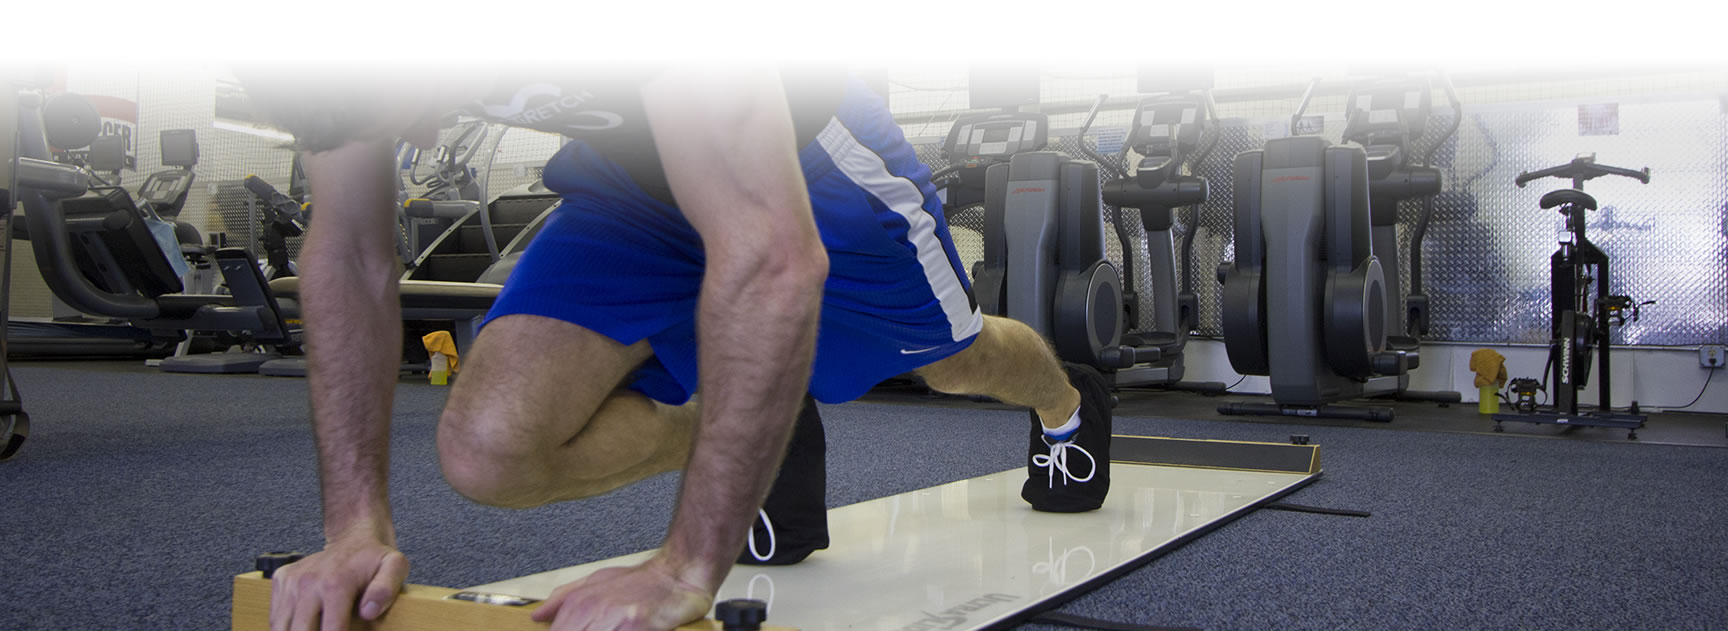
[1190,90,1222,170]
[1516,154,1650,188]
[1420,73,1462,168]
[1407,71,1463,315]
[1077,94,1127,179]
[928,163,965,184]
[1289,78,1319,137]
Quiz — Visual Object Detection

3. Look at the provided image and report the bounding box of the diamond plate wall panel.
[485,127,565,196]
[913,94,1728,347]
[1425,100,1728,346]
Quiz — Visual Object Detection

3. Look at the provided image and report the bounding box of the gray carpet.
[2,364,1725,630]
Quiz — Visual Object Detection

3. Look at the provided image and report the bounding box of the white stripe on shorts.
[815,119,983,342]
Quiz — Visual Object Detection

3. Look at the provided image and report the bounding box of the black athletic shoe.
[1021,363,1113,512]
[737,396,830,565]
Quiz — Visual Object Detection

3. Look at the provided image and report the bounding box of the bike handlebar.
[244,175,308,224]
[1515,154,1650,188]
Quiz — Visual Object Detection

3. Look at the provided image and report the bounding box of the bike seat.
[1540,189,1597,211]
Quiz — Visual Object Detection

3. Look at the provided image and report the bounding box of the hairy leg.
[436,314,701,508]
[915,315,1081,429]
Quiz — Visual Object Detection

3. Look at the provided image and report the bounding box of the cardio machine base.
[158,351,281,374]
[257,357,308,377]
[1491,409,1645,440]
[1367,389,1463,405]
[1111,364,1228,395]
[1217,401,1395,422]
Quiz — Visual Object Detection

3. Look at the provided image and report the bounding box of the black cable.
[1223,374,1248,392]
[1031,611,1202,631]
[1648,368,1717,410]
[1263,502,1372,518]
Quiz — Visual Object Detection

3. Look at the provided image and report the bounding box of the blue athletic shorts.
[484,79,982,405]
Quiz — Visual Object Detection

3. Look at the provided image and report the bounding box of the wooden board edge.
[233,572,793,631]
[1109,434,1323,475]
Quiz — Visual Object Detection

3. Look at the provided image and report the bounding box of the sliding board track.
[467,435,1322,630]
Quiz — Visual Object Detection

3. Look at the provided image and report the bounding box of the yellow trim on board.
[232,572,795,631]
[1109,434,1322,475]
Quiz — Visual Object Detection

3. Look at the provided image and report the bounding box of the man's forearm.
[639,66,828,591]
[659,253,826,589]
[300,141,407,543]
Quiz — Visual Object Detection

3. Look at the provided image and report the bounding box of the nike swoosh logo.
[900,347,942,355]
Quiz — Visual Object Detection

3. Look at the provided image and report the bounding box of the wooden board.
[231,572,793,631]
[233,435,1320,630]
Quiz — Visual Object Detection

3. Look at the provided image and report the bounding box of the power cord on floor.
[1263,502,1372,518]
[1222,374,1248,392]
[1031,611,1203,631]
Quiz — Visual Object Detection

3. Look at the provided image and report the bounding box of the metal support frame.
[1,79,31,461]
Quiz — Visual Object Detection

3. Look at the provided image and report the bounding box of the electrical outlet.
[1702,345,1726,369]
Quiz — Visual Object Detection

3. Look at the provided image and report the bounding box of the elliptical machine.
[397,120,494,276]
[1341,76,1463,404]
[1493,154,1652,439]
[1076,90,1224,391]
[968,96,1137,374]
[1216,74,1461,422]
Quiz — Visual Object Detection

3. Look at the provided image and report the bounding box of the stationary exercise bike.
[1493,154,1652,439]
[243,171,309,281]
[1216,74,1461,422]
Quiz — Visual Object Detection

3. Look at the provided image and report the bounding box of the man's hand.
[269,535,410,631]
[530,554,714,631]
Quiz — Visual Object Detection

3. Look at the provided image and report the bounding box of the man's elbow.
[760,243,829,294]
[711,234,828,297]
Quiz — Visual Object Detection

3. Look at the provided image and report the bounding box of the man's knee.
[436,405,575,509]
[437,398,637,508]
[437,408,531,508]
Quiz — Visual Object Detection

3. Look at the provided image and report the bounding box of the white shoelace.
[747,508,776,562]
[1032,539,1098,585]
[1032,435,1096,488]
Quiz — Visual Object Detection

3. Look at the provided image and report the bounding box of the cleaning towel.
[1469,348,1506,388]
[422,331,460,373]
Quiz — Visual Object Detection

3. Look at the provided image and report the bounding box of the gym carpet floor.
[3,362,1725,630]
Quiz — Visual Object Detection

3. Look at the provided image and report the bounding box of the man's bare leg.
[916,315,1081,430]
[436,314,701,509]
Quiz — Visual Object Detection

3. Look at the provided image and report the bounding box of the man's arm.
[531,67,827,628]
[269,139,412,631]
[648,67,828,589]
[299,139,405,545]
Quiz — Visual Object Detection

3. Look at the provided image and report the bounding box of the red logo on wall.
[1011,187,1047,194]
[1272,176,1312,183]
